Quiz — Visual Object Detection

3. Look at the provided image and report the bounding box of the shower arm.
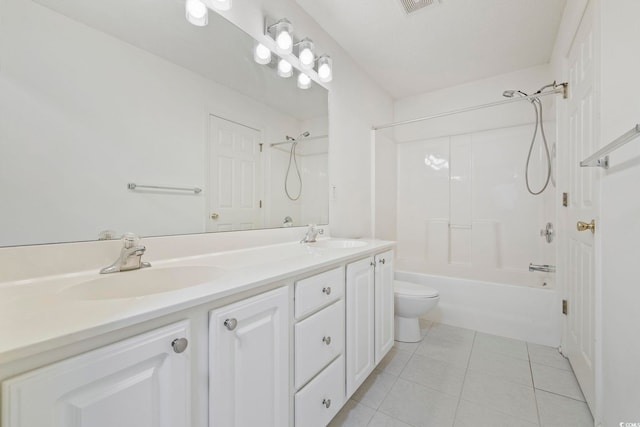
[372,83,568,131]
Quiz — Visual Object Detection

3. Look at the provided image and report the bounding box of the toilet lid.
[394,280,439,298]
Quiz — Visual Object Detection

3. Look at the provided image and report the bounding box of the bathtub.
[395,270,561,347]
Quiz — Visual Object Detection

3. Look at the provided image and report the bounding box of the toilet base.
[394,315,422,343]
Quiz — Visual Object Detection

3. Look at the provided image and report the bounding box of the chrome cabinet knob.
[322,286,332,295]
[322,398,331,408]
[224,318,238,331]
[322,336,332,345]
[370,261,376,267]
[379,258,386,264]
[171,338,188,353]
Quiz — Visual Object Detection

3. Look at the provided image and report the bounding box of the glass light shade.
[317,55,333,83]
[273,19,293,54]
[185,0,208,26]
[254,43,271,65]
[210,0,231,11]
[297,39,315,70]
[297,73,312,89]
[277,59,293,78]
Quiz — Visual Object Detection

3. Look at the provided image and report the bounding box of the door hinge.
[562,192,568,207]
[259,143,263,152]
[562,299,568,315]
[259,200,262,208]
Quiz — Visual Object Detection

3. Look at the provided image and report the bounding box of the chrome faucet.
[100,233,151,274]
[529,263,556,273]
[300,224,320,243]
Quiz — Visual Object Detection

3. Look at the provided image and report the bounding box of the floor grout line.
[450,330,476,427]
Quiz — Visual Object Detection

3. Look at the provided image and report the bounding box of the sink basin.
[60,266,226,300]
[309,239,369,249]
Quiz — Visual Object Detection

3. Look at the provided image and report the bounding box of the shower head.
[503,89,528,98]
[286,131,310,142]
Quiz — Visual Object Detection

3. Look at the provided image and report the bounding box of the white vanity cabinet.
[208,286,290,427]
[294,267,346,427]
[1,321,191,427]
[345,251,394,397]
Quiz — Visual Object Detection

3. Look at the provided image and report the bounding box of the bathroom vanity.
[0,236,394,427]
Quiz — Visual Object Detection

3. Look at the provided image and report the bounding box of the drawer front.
[295,300,345,389]
[294,355,345,427]
[295,267,344,319]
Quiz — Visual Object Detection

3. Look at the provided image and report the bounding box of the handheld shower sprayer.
[502,83,555,195]
[284,131,311,201]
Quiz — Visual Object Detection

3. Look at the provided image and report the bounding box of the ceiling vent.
[399,0,441,15]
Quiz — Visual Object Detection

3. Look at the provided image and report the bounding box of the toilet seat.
[394,280,439,298]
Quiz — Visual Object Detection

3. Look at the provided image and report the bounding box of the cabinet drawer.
[294,355,345,427]
[295,267,344,319]
[295,300,345,389]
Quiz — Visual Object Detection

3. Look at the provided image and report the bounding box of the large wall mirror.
[0,0,329,247]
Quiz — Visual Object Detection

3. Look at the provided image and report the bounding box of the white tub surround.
[395,270,560,347]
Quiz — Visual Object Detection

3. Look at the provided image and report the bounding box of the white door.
[209,287,289,427]
[207,115,263,232]
[1,322,191,427]
[374,250,394,365]
[561,1,598,412]
[346,257,375,397]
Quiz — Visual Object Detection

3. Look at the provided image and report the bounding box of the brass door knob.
[577,219,595,233]
[211,213,219,220]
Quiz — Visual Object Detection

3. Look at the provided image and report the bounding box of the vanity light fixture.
[316,55,333,83]
[277,59,293,78]
[296,38,315,70]
[254,42,272,65]
[185,0,208,26]
[297,72,312,89]
[210,0,232,11]
[267,19,294,54]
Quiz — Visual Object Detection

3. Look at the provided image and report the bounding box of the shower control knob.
[171,338,188,354]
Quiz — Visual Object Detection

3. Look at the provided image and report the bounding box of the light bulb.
[273,19,293,54]
[211,0,231,11]
[277,59,293,78]
[299,48,314,67]
[297,73,312,89]
[185,0,208,26]
[317,55,333,82]
[254,43,271,65]
[297,39,315,70]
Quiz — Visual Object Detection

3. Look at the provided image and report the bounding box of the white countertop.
[0,238,394,364]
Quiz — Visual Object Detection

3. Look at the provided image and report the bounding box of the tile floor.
[329,321,594,427]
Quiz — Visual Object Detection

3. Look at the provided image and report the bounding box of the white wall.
[0,0,308,245]
[598,0,640,424]
[392,65,558,287]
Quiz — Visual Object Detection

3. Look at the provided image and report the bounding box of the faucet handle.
[121,232,140,249]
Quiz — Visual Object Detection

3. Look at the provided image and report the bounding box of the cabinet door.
[375,250,395,364]
[346,257,375,397]
[209,287,289,427]
[2,321,191,427]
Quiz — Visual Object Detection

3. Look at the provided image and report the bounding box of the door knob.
[577,219,595,233]
[211,213,219,220]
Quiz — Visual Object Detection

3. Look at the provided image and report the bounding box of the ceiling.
[296,0,567,99]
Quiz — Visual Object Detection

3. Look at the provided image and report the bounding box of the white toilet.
[394,280,440,342]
